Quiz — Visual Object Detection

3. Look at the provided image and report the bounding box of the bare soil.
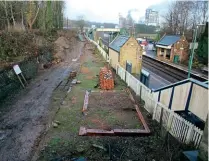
[84,91,142,129]
[0,32,84,161]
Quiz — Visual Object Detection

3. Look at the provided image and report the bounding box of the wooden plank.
[86,129,114,136]
[79,127,87,136]
[113,129,149,134]
[82,90,90,112]
[135,104,150,133]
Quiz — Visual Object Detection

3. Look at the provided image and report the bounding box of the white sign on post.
[13,65,22,75]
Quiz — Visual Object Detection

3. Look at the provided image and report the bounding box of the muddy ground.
[0,34,84,161]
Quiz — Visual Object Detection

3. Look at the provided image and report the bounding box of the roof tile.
[109,36,129,52]
[157,35,181,46]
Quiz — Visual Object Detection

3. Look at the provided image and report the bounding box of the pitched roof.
[157,35,181,46]
[109,36,129,52]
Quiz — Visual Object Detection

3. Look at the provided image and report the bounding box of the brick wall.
[120,37,142,74]
[173,36,189,63]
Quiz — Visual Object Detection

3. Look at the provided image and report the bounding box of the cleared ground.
[84,91,142,130]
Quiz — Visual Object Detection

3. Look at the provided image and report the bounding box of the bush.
[0,31,36,61]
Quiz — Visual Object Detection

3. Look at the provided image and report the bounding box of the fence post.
[116,64,118,74]
[136,81,140,95]
[152,102,158,120]
[167,112,174,132]
[127,72,130,86]
[186,123,195,144]
[123,69,126,81]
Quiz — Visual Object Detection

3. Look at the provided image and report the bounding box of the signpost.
[13,65,28,88]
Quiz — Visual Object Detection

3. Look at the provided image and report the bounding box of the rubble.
[71,79,77,84]
[76,80,81,84]
[99,67,114,90]
[54,120,61,125]
[92,144,107,151]
[52,122,58,128]
[69,71,77,78]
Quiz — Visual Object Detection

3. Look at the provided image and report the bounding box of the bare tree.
[1,1,10,29]
[26,1,40,30]
[162,0,208,40]
[10,2,16,27]
[76,15,85,32]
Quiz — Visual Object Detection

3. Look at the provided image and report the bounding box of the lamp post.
[187,24,204,78]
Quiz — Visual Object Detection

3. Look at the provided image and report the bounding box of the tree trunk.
[31,7,39,28]
[10,3,16,27]
[3,1,10,29]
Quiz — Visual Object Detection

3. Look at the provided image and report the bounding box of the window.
[166,50,171,59]
[160,48,164,56]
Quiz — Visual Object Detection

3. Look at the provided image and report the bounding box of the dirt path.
[0,40,84,161]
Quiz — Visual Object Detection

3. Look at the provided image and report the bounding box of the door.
[126,61,132,73]
[173,55,179,64]
[140,69,150,87]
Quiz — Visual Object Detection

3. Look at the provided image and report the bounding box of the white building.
[145,9,159,26]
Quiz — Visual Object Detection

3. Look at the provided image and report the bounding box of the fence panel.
[117,65,126,81]
[153,103,203,147]
[128,73,138,94]
[192,127,203,147]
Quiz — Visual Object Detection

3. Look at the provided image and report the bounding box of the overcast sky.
[64,0,169,23]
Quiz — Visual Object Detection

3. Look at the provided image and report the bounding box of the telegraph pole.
[188,26,198,78]
[187,24,204,78]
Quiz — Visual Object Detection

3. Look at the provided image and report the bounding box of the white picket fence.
[153,102,203,147]
[86,36,109,62]
[86,35,203,148]
[116,65,155,114]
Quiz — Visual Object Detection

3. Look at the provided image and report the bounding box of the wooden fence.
[85,35,203,148]
[153,102,203,147]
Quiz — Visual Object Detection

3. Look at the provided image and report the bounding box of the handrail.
[152,78,208,92]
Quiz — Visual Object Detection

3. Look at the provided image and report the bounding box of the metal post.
[17,74,25,88]
[21,73,28,85]
[188,26,198,78]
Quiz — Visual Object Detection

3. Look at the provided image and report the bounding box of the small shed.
[108,35,143,74]
[156,35,189,64]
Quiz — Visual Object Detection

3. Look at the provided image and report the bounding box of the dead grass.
[85,75,94,80]
[80,66,90,74]
[82,91,142,129]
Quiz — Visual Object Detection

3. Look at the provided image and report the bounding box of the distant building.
[119,14,126,28]
[145,9,159,26]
